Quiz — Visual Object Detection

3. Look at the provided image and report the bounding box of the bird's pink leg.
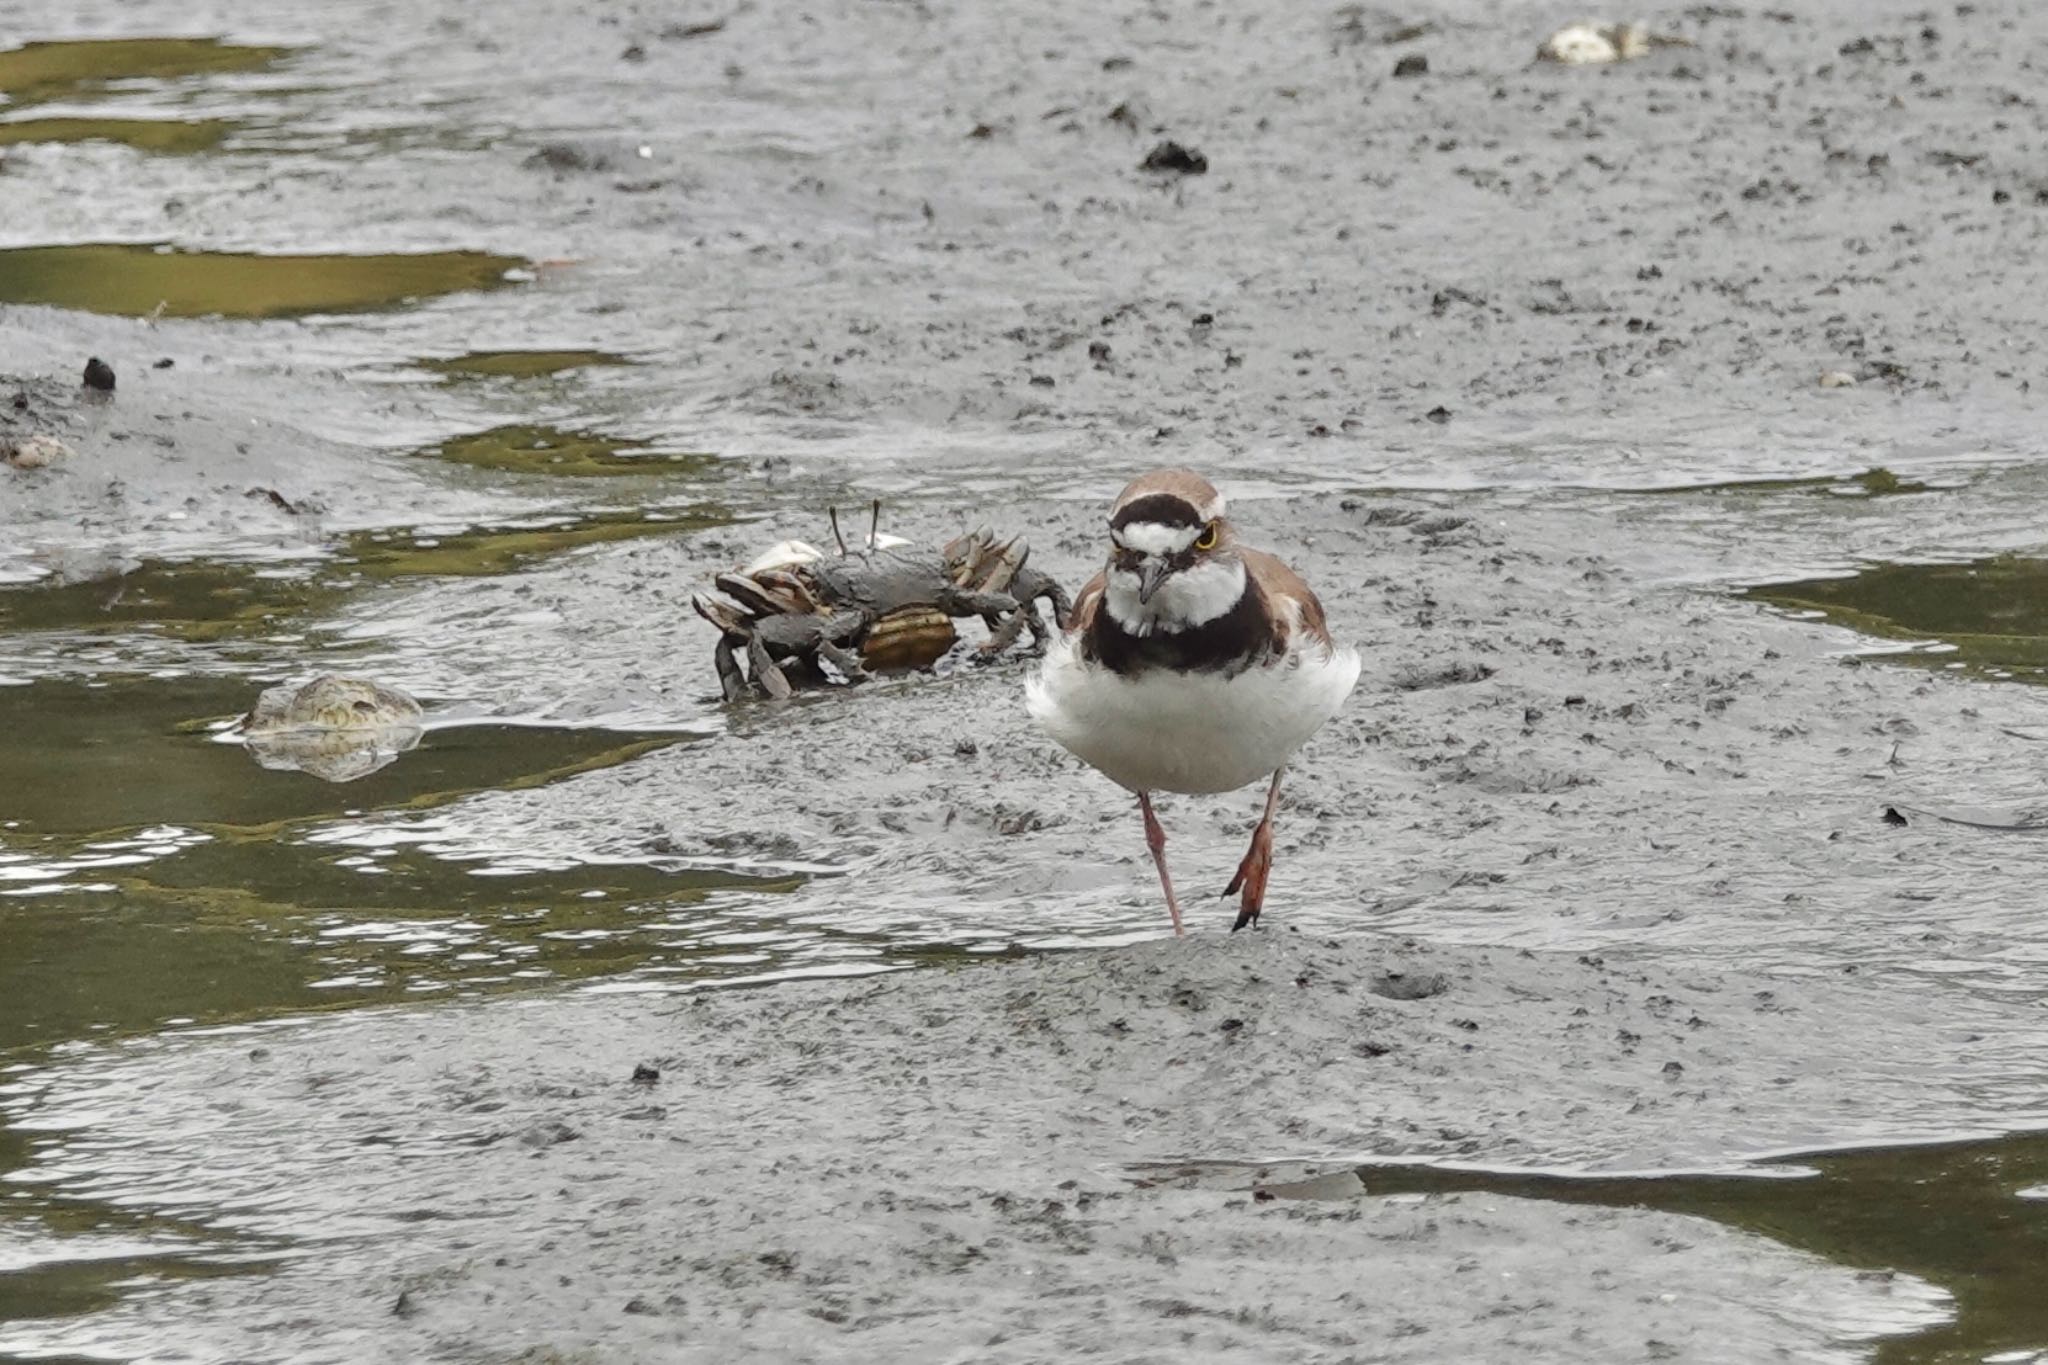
[1138,791,1184,937]
[1223,769,1286,931]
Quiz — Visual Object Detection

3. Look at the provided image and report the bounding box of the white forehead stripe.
[1113,521,1201,555]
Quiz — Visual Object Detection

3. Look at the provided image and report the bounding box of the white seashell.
[742,531,912,575]
[741,539,826,575]
[1818,370,1859,388]
[1539,21,1653,65]
[5,434,75,469]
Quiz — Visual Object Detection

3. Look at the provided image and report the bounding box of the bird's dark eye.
[1193,522,1219,551]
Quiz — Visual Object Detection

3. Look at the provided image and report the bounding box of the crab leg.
[978,611,1026,658]
[1038,578,1074,631]
[942,587,1025,619]
[815,640,872,685]
[712,635,748,703]
[747,635,794,699]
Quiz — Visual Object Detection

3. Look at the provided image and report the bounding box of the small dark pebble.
[1662,1061,1685,1076]
[245,487,300,515]
[1393,54,1428,77]
[153,356,174,369]
[621,43,646,61]
[967,122,997,140]
[1252,1188,1276,1202]
[82,357,115,392]
[1219,1017,1245,1033]
[1994,188,2011,203]
[1028,374,1055,388]
[954,737,979,756]
[631,1062,661,1085]
[1881,806,1909,827]
[1425,404,1452,423]
[623,1296,657,1315]
[1140,140,1208,175]
[1088,340,1112,363]
[1368,970,1447,1001]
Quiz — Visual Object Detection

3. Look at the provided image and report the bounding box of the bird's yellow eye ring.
[1193,522,1219,551]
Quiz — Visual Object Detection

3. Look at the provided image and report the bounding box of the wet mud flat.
[7,0,2048,1360]
[10,485,2048,1363]
[0,932,2011,1364]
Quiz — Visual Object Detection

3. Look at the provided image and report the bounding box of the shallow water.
[7,2,2048,1358]
[0,244,529,319]
[1354,1135,2048,1365]
[1752,556,2048,681]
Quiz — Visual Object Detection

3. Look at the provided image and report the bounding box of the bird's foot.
[1223,819,1274,932]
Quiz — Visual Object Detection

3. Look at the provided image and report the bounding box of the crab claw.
[974,535,1026,594]
[940,530,981,576]
[752,569,822,613]
[692,591,749,634]
[714,572,806,618]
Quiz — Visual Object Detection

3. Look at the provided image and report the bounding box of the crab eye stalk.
[1194,521,1219,551]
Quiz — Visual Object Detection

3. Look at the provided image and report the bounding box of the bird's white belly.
[1025,641,1361,795]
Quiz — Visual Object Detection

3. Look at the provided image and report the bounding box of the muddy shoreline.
[8,0,2048,1360]
[0,932,2005,1362]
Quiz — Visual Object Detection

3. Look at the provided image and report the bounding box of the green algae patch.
[0,116,233,153]
[0,37,291,109]
[419,349,635,381]
[0,510,728,643]
[342,508,727,579]
[1748,555,2048,677]
[0,243,527,319]
[424,424,714,477]
[0,556,327,643]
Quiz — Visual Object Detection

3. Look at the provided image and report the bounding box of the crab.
[691,508,1071,701]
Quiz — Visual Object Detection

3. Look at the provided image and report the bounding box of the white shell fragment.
[740,531,914,576]
[742,539,828,575]
[1538,21,1682,65]
[1818,370,1859,388]
[4,434,75,469]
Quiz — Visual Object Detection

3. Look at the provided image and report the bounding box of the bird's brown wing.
[1065,569,1107,635]
[1240,548,1337,651]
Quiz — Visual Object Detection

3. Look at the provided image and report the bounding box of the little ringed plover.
[1025,469,1361,933]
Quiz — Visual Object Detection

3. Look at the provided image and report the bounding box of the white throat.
[1106,557,1247,636]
